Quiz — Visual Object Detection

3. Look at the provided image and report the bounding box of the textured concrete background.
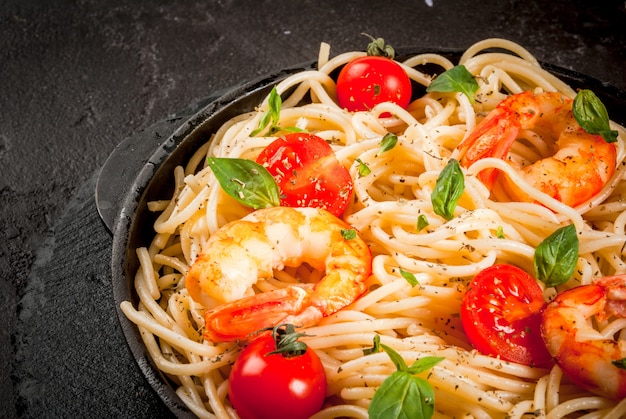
[1,0,625,417]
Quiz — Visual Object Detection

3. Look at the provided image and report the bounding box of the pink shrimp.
[185,206,372,342]
[541,275,626,399]
[457,91,617,207]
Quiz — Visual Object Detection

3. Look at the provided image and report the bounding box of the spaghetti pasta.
[120,38,626,418]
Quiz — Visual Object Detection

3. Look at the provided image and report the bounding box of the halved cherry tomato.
[460,264,554,368]
[256,132,353,217]
[228,326,327,419]
[336,56,412,113]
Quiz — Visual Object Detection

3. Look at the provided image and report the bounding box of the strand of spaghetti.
[272,70,337,107]
[545,365,564,412]
[135,317,234,376]
[120,301,222,359]
[159,340,209,412]
[349,277,418,311]
[597,249,626,273]
[387,208,519,245]
[402,52,455,71]
[394,249,497,277]
[507,400,535,419]
[136,247,160,300]
[152,165,186,232]
[388,236,535,262]
[367,296,433,317]
[463,54,574,96]
[600,318,626,339]
[454,363,536,393]
[167,292,201,342]
[317,42,330,68]
[532,374,549,416]
[310,404,369,419]
[465,157,586,229]
[215,373,230,409]
[459,38,540,66]
[478,65,526,99]
[317,50,365,75]
[305,317,417,341]
[155,185,210,235]
[580,233,626,254]
[175,386,215,419]
[546,397,616,419]
[465,352,548,380]
[201,371,230,419]
[371,101,421,127]
[350,112,388,140]
[400,63,436,87]
[575,159,626,216]
[153,253,188,276]
[178,209,205,265]
[134,269,179,330]
[185,140,211,176]
[604,398,626,419]
[279,105,356,144]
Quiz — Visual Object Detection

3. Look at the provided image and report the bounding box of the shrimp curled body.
[186,206,372,342]
[541,276,626,400]
[457,91,616,207]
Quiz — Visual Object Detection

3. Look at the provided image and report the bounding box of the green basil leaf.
[369,372,436,419]
[496,226,505,239]
[207,157,280,209]
[363,334,381,355]
[573,89,618,143]
[399,267,419,287]
[426,65,479,103]
[406,356,445,375]
[369,347,442,419]
[356,158,371,177]
[613,358,626,370]
[534,224,579,287]
[417,214,429,231]
[380,344,408,372]
[432,159,465,220]
[341,228,357,240]
[251,86,282,136]
[380,133,398,153]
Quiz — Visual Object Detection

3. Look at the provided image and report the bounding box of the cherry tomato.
[460,264,554,368]
[228,328,327,419]
[256,132,353,217]
[336,56,412,113]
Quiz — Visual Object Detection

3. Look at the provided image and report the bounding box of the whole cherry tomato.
[228,325,327,419]
[336,55,412,113]
[256,132,353,217]
[460,264,554,368]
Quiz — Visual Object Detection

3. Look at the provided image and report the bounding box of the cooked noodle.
[119,38,626,418]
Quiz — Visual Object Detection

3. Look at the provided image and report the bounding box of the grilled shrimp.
[186,206,372,342]
[457,91,617,207]
[541,275,626,399]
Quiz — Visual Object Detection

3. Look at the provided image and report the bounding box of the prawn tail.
[458,107,521,188]
[202,286,308,342]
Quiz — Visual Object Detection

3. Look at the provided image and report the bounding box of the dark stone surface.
[1,0,624,417]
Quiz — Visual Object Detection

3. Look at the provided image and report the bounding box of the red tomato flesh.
[228,334,327,419]
[256,132,353,217]
[461,264,554,368]
[336,56,412,113]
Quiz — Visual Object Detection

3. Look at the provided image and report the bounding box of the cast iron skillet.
[103,49,626,417]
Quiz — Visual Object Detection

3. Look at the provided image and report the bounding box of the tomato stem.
[361,33,395,59]
[266,323,312,358]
